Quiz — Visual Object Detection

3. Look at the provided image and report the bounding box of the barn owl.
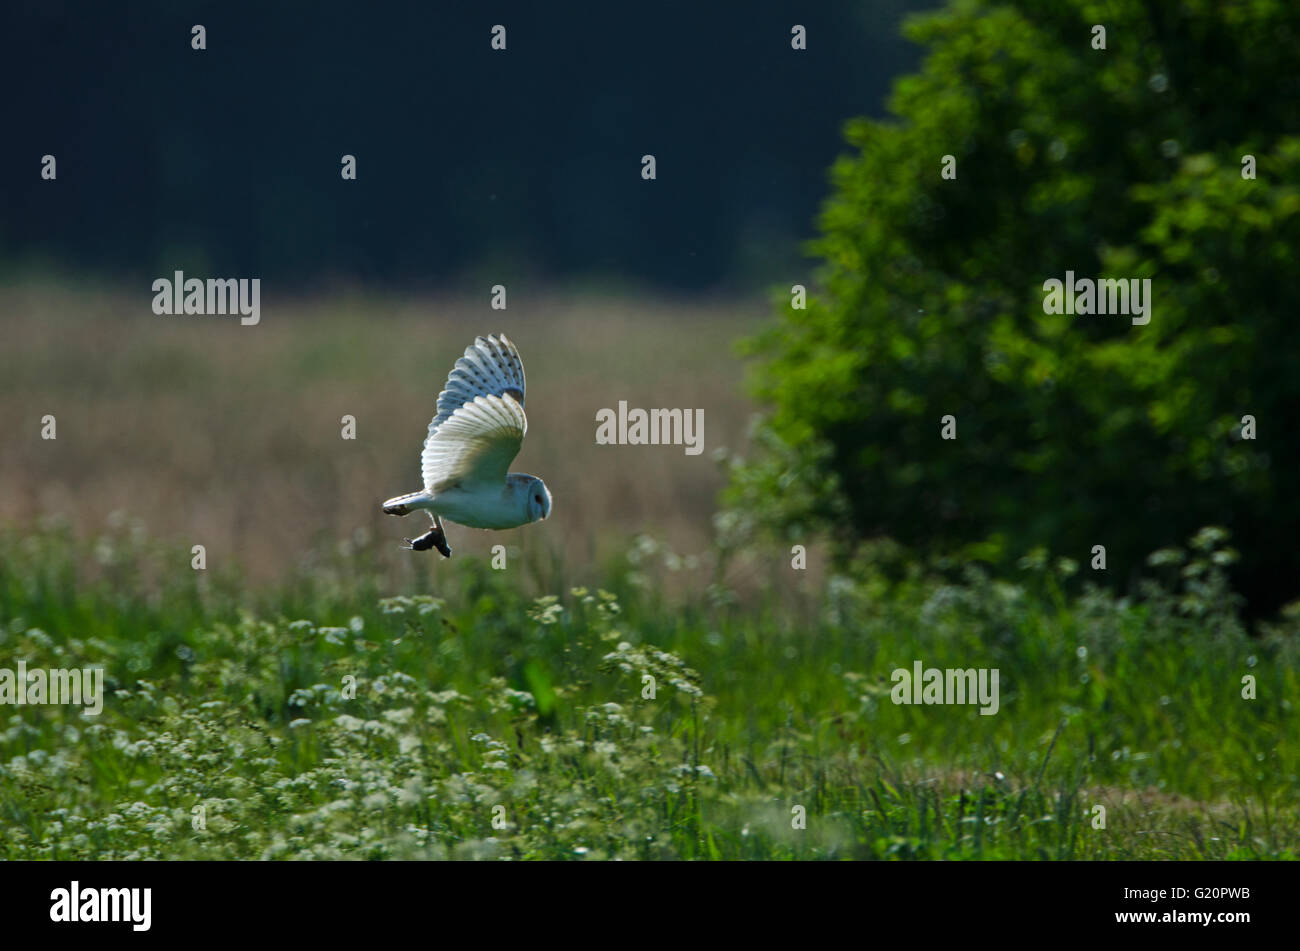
[382,334,551,557]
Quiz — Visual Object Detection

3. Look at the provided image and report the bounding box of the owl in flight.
[383,334,551,557]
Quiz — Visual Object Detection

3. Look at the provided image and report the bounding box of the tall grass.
[1,517,1295,860]
[0,281,757,587]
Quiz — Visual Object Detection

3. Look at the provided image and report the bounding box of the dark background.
[2,0,930,292]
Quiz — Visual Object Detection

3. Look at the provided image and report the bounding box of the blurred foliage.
[728,0,1300,616]
[3,0,927,291]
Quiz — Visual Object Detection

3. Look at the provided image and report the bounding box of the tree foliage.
[729,0,1300,615]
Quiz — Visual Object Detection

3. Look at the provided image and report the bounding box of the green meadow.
[0,285,1295,861]
[1,512,1295,860]
[6,0,1298,866]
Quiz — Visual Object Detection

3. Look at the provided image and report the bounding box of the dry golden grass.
[0,279,766,586]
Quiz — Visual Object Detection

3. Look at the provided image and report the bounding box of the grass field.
[0,279,757,587]
[1,517,1296,860]
[1,282,1296,859]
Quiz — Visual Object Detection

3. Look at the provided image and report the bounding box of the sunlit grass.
[1,518,1295,859]
[0,280,757,587]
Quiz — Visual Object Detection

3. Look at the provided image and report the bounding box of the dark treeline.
[3,0,929,292]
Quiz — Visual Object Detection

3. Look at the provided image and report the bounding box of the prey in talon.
[404,516,452,558]
[383,334,551,559]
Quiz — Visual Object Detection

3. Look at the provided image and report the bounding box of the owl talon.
[408,533,436,552]
[403,529,451,557]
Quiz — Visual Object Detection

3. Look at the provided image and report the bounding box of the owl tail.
[382,491,432,516]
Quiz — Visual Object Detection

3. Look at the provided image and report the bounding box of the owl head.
[526,477,552,522]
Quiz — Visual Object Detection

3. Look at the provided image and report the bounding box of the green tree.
[729,0,1300,616]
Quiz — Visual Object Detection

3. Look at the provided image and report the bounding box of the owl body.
[382,334,551,554]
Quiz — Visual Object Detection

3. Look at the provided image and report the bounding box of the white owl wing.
[421,335,528,492]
